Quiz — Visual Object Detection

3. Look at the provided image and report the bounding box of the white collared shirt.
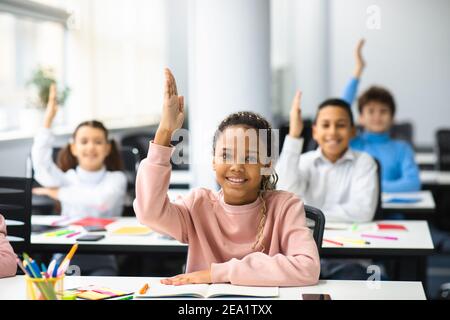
[276,135,378,222]
[32,128,127,218]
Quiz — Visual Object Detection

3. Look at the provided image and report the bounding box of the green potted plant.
[21,67,71,131]
[27,67,70,109]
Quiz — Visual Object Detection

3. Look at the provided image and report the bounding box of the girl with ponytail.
[31,84,127,276]
[32,84,126,218]
[134,69,320,287]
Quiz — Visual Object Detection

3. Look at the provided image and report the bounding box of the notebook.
[134,283,279,299]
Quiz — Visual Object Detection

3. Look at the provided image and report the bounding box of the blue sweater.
[343,78,421,193]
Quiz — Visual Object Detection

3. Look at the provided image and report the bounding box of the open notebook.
[134,283,279,299]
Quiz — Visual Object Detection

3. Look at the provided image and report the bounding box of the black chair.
[390,122,414,145]
[278,119,317,155]
[121,131,189,170]
[0,177,32,253]
[373,158,383,221]
[120,147,140,187]
[436,129,450,171]
[120,147,140,217]
[120,130,158,161]
[356,122,414,145]
[304,205,326,252]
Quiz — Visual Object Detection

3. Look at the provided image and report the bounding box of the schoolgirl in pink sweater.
[0,214,17,278]
[133,69,320,287]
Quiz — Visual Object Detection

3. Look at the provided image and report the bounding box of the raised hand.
[155,68,185,146]
[289,91,304,138]
[44,83,58,129]
[353,38,366,79]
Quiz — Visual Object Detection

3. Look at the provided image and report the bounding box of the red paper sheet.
[377,223,407,231]
[71,217,116,227]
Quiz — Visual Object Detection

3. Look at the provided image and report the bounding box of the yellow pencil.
[337,238,370,245]
[60,243,79,267]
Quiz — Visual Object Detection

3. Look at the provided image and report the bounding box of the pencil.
[16,258,29,276]
[323,239,344,246]
[60,243,79,268]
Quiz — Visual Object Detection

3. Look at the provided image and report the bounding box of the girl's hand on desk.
[32,187,59,201]
[155,68,185,146]
[43,83,59,129]
[161,269,212,286]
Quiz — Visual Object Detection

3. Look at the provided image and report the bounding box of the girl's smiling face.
[213,125,270,206]
[70,126,111,171]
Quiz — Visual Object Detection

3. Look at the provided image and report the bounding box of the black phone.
[302,294,332,300]
[77,234,105,242]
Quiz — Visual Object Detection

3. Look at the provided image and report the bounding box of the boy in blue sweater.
[342,39,421,193]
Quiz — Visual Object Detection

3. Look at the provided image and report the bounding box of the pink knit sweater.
[0,214,17,278]
[134,142,320,286]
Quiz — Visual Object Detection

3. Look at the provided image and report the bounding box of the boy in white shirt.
[276,93,379,280]
[277,92,378,223]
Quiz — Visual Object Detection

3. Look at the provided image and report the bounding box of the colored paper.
[377,223,407,231]
[71,217,116,227]
[66,285,133,300]
[111,226,152,236]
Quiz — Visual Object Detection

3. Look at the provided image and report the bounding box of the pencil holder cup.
[25,275,65,300]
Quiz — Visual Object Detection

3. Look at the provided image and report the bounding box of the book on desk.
[134,283,279,299]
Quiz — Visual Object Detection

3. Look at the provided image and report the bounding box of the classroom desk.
[31,216,433,286]
[31,216,188,254]
[0,276,427,300]
[382,191,435,216]
[420,170,450,187]
[322,220,434,290]
[416,152,436,170]
[31,216,434,256]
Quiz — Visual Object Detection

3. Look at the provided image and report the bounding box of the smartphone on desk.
[302,294,332,300]
[77,234,105,242]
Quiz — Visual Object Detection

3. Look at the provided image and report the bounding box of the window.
[0,0,68,131]
[0,0,167,136]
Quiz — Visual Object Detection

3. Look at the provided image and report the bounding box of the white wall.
[329,0,450,145]
[271,0,450,145]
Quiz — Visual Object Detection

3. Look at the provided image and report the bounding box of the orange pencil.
[323,238,344,246]
[59,243,79,270]
[139,283,149,294]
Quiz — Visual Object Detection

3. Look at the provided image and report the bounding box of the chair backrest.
[120,146,140,189]
[278,119,317,155]
[121,131,157,161]
[356,122,414,145]
[390,122,414,145]
[436,129,450,171]
[372,158,383,220]
[304,205,325,251]
[121,131,189,171]
[0,177,32,253]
